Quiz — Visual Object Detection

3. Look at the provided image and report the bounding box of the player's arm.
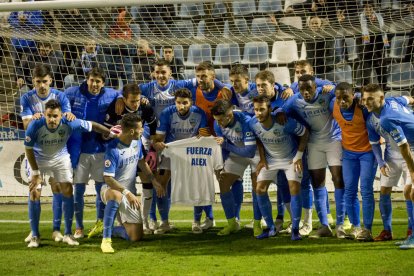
[58,92,76,121]
[289,118,309,173]
[255,138,268,175]
[366,120,388,175]
[25,147,42,191]
[137,159,165,197]
[153,133,167,151]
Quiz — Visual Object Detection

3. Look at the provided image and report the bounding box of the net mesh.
[0,0,412,197]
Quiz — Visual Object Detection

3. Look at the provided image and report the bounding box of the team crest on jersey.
[390,129,400,137]
[105,114,110,121]
[25,136,31,143]
[189,118,197,126]
[58,129,65,137]
[235,127,242,133]
[105,160,111,167]
[273,129,281,135]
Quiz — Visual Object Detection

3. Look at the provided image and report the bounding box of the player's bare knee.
[404,185,411,199]
[288,181,300,195]
[380,186,392,195]
[255,183,267,195]
[105,189,121,202]
[30,189,41,201]
[50,182,61,194]
[60,183,73,197]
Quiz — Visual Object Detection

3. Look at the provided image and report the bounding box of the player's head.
[253,95,271,123]
[32,64,53,97]
[137,39,150,56]
[84,39,97,53]
[255,70,275,98]
[37,42,53,57]
[295,60,314,79]
[309,16,322,32]
[363,1,375,17]
[211,99,234,128]
[298,74,317,102]
[196,61,215,92]
[174,88,192,116]
[122,83,141,111]
[44,99,62,130]
[335,82,354,110]
[361,83,384,113]
[153,58,172,87]
[229,64,249,94]
[86,67,106,95]
[120,113,143,140]
[163,46,175,62]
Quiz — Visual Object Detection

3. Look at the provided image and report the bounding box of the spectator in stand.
[104,10,135,88]
[162,46,185,80]
[133,39,157,83]
[130,5,175,36]
[357,1,389,89]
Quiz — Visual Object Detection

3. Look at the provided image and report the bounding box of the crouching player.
[250,95,309,240]
[25,99,111,248]
[100,113,164,253]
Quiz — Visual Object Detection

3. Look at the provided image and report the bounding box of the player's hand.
[115,98,125,115]
[221,87,232,100]
[281,88,293,100]
[126,192,141,210]
[153,142,167,152]
[29,175,42,192]
[380,163,390,177]
[16,78,25,88]
[198,128,211,137]
[32,113,43,120]
[145,149,157,171]
[64,112,76,121]
[293,158,303,174]
[152,178,166,197]
[140,97,150,105]
[214,137,224,145]
[275,111,288,125]
[255,159,269,176]
[322,85,335,94]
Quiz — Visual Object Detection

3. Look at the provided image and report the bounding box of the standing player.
[153,88,211,234]
[332,82,377,240]
[250,95,309,240]
[65,67,122,239]
[361,84,414,249]
[100,113,164,253]
[104,83,158,235]
[25,99,110,248]
[211,100,258,236]
[282,75,344,238]
[20,64,75,244]
[365,92,414,242]
[290,60,334,94]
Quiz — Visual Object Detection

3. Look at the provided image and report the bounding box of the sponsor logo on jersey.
[58,129,65,137]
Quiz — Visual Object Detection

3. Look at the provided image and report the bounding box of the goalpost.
[0,0,412,199]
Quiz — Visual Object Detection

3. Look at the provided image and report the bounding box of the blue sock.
[62,195,74,235]
[112,226,130,240]
[252,191,262,220]
[220,191,236,219]
[361,187,375,231]
[74,184,86,229]
[406,200,413,230]
[29,199,41,237]
[157,195,169,221]
[301,182,313,209]
[149,189,157,221]
[103,200,119,238]
[95,182,105,221]
[276,189,285,219]
[52,193,62,231]
[314,187,328,226]
[203,205,214,220]
[326,188,331,214]
[379,194,392,231]
[194,206,203,222]
[291,194,302,232]
[257,193,274,228]
[231,180,243,220]
[334,189,345,225]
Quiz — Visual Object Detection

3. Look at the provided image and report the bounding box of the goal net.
[0,0,412,198]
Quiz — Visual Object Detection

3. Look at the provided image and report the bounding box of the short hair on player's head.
[154,58,171,68]
[87,67,106,82]
[37,41,52,49]
[122,83,141,98]
[196,61,215,72]
[211,99,233,116]
[252,94,271,107]
[32,63,52,78]
[174,88,192,100]
[336,82,353,94]
[298,74,316,83]
[295,60,313,69]
[121,113,142,130]
[229,64,249,78]
[163,46,174,51]
[45,99,62,111]
[362,83,383,94]
[255,70,275,85]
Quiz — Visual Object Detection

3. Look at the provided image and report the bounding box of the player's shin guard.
[149,189,157,221]
[276,189,285,220]
[62,195,74,235]
[52,193,63,232]
[231,180,243,220]
[95,182,105,221]
[74,183,86,229]
[334,189,345,225]
[112,226,129,240]
[325,188,331,214]
[406,200,413,230]
[29,199,41,237]
[194,206,203,222]
[291,195,302,232]
[220,191,236,220]
[379,194,392,231]
[141,184,153,221]
[157,195,169,221]
[103,200,119,239]
[257,193,274,229]
[313,187,329,226]
[203,205,214,220]
[252,191,262,220]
